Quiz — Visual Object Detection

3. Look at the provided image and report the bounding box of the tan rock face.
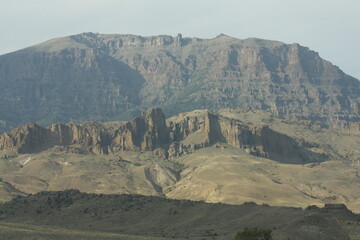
[0,123,49,153]
[112,108,169,151]
[0,108,327,163]
[0,108,167,154]
[0,122,109,154]
[167,110,325,163]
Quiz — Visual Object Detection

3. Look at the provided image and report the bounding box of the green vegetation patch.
[0,221,179,240]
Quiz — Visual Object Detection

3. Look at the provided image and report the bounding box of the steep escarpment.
[0,33,359,132]
[0,108,327,163]
[0,121,111,154]
[111,108,169,151]
[77,34,360,127]
[0,108,168,155]
[167,110,326,163]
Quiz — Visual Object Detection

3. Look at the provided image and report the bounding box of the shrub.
[235,227,272,240]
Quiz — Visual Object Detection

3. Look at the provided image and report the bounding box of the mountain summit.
[0,33,359,131]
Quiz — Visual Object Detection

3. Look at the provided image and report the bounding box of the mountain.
[0,33,359,132]
[1,190,359,240]
[0,108,360,212]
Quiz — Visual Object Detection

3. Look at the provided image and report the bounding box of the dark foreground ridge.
[0,190,359,240]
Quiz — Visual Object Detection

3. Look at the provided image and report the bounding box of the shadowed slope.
[0,190,358,240]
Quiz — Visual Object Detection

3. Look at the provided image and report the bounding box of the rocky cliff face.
[0,33,358,131]
[166,110,325,163]
[0,108,326,163]
[0,108,168,155]
[0,122,110,154]
[111,108,169,151]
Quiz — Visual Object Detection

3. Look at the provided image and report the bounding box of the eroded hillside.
[0,109,359,212]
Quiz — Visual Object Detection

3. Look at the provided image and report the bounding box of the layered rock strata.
[0,33,359,131]
[0,108,325,163]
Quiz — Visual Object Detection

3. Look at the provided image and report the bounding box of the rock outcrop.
[167,110,326,163]
[0,122,110,154]
[0,108,326,163]
[111,108,169,151]
[0,108,168,154]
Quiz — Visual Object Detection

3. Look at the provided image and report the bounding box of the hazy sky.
[1,0,359,79]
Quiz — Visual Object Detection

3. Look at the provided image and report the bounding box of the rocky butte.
[0,33,359,133]
[0,108,324,163]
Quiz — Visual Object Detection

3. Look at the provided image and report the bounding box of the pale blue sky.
[1,0,359,79]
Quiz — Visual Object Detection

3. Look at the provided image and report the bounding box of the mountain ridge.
[0,33,359,132]
[0,108,327,164]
